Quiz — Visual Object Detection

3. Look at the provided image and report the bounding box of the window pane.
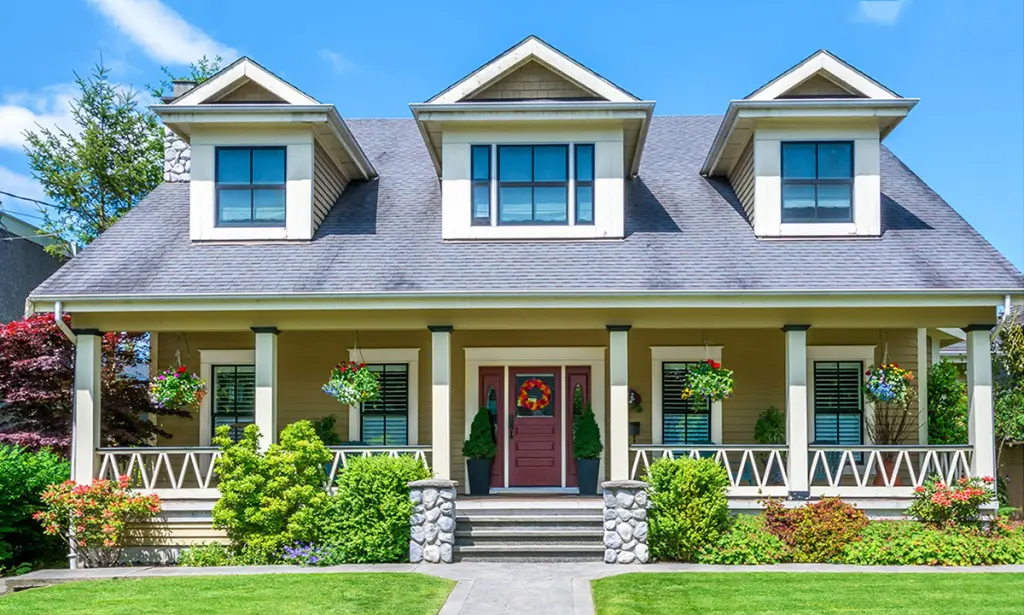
[252,149,285,184]
[782,143,816,179]
[472,184,491,219]
[576,185,594,224]
[817,143,852,179]
[471,146,491,181]
[781,184,815,222]
[498,146,532,182]
[533,145,567,182]
[218,189,252,223]
[534,186,567,222]
[217,149,251,184]
[499,186,533,223]
[816,184,852,221]
[575,145,594,182]
[253,188,285,223]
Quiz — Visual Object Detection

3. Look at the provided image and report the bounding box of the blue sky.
[1,0,1021,268]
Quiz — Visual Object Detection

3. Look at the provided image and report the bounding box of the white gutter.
[53,301,77,345]
[410,100,657,113]
[992,295,1013,340]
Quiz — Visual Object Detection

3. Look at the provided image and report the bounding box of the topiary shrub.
[310,414,343,447]
[462,408,496,460]
[842,521,1024,566]
[645,456,730,561]
[753,407,786,445]
[573,404,603,459]
[0,445,70,573]
[321,454,430,563]
[697,514,789,565]
[212,421,332,564]
[762,497,868,563]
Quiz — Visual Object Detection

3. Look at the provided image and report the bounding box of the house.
[0,212,60,324]
[26,37,1024,557]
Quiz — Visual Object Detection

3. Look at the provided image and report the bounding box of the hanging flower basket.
[149,366,207,410]
[322,361,380,405]
[864,363,914,405]
[682,359,734,403]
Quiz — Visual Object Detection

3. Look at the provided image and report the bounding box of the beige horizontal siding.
[470,61,595,100]
[313,142,347,231]
[213,80,286,103]
[728,139,755,224]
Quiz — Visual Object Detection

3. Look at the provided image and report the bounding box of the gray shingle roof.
[31,116,1024,298]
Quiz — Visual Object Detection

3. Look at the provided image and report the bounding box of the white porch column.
[608,325,630,481]
[930,335,941,365]
[917,328,929,445]
[783,325,810,496]
[252,327,279,452]
[71,330,102,485]
[965,324,996,479]
[429,326,452,480]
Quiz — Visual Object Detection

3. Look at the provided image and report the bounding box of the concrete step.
[455,528,601,546]
[453,543,605,562]
[456,514,602,525]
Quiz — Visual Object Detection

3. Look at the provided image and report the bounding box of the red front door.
[508,367,562,487]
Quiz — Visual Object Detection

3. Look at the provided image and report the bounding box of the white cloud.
[87,0,238,65]
[0,84,78,151]
[0,165,52,225]
[856,0,909,25]
[319,48,356,74]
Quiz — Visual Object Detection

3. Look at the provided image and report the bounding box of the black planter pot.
[576,458,600,496]
[466,458,493,495]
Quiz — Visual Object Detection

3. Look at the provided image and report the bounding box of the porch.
[65,306,998,514]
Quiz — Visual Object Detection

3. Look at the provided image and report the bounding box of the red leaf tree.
[0,314,190,446]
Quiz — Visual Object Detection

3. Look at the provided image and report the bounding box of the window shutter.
[662,362,712,445]
[813,361,863,446]
[212,365,256,441]
[360,364,409,446]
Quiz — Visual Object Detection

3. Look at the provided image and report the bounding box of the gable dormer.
[152,57,375,242]
[411,36,655,240]
[703,50,918,238]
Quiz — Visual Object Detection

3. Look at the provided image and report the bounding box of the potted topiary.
[462,407,496,495]
[753,406,786,484]
[573,403,603,495]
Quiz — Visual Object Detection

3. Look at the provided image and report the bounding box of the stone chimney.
[164,128,191,182]
[171,80,197,98]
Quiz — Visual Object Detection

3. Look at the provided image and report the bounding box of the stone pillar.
[783,325,810,498]
[429,326,452,480]
[163,128,191,182]
[252,327,279,451]
[607,325,631,481]
[602,480,648,564]
[965,325,996,480]
[71,330,102,485]
[409,479,457,564]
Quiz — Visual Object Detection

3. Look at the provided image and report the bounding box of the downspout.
[53,300,79,569]
[53,301,77,345]
[991,295,1013,341]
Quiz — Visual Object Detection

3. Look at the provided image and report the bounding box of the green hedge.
[697,514,788,565]
[0,445,70,573]
[646,457,730,562]
[842,521,1024,566]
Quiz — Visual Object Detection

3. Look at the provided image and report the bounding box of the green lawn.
[0,573,454,615]
[592,573,1024,615]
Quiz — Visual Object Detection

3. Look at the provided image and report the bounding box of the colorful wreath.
[517,378,553,412]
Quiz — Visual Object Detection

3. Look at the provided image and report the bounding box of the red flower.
[177,366,187,374]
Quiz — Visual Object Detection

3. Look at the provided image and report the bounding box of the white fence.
[808,445,973,490]
[324,446,432,487]
[630,445,790,496]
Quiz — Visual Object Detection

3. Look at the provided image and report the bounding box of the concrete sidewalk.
[4,562,1023,615]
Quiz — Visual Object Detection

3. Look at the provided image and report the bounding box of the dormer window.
[781,142,853,223]
[216,147,287,226]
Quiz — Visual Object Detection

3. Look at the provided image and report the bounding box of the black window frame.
[574,144,595,225]
[661,362,713,445]
[812,360,864,447]
[780,141,854,223]
[215,146,287,228]
[470,145,492,226]
[496,144,569,226]
[359,363,410,446]
[211,364,256,442]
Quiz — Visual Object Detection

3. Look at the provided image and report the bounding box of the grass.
[0,573,455,615]
[592,572,1024,615]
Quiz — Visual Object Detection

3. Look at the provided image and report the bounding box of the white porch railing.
[808,445,973,492]
[97,447,222,491]
[630,445,790,496]
[324,446,432,487]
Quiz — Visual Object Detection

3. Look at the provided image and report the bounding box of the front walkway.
[4,563,1023,614]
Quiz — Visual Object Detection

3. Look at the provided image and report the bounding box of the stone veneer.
[602,480,649,564]
[408,479,457,564]
[164,128,191,182]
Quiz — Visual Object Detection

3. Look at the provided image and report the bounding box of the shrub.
[697,515,789,565]
[842,521,1024,566]
[462,407,496,460]
[573,404,603,459]
[753,407,785,445]
[321,454,430,563]
[178,541,235,567]
[0,433,70,457]
[927,359,968,444]
[907,475,995,526]
[0,445,70,572]
[646,457,730,561]
[762,497,868,563]
[311,415,342,447]
[212,421,332,564]
[34,475,161,567]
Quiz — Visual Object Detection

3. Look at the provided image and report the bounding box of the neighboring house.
[0,212,60,323]
[26,37,1024,556]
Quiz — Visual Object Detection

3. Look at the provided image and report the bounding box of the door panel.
[479,367,505,488]
[565,366,591,488]
[508,367,562,487]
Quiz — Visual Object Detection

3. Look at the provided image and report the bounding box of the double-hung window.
[781,142,853,223]
[216,147,286,226]
[661,362,712,445]
[359,364,409,446]
[812,361,864,447]
[212,365,256,441]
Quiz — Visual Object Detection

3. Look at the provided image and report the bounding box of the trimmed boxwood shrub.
[697,514,789,565]
[0,445,70,573]
[646,457,730,562]
[842,521,1024,566]
[321,454,430,563]
[762,497,868,563]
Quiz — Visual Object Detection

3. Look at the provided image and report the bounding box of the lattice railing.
[325,446,432,487]
[629,445,789,489]
[808,445,973,489]
[97,447,222,490]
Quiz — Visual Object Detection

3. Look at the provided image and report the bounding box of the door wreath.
[517,378,552,412]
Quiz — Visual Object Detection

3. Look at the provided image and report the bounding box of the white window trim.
[806,345,876,446]
[651,346,724,445]
[477,142,585,228]
[198,349,256,446]
[347,348,420,445]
